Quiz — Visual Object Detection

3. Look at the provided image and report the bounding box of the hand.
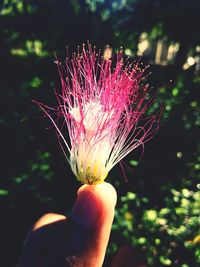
[18,182,147,267]
[18,182,116,267]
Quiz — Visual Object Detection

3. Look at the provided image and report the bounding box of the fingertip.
[77,182,117,208]
[72,182,117,266]
[72,182,117,229]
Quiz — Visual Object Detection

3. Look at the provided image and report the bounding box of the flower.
[35,43,161,185]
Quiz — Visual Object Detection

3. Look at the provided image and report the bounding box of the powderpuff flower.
[35,44,161,185]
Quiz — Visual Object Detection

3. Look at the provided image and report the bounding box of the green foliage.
[0,1,200,266]
[112,188,200,266]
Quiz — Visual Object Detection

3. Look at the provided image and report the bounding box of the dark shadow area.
[0,1,199,266]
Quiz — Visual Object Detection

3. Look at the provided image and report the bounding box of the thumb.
[70,182,117,267]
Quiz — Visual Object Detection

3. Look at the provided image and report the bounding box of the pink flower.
[35,43,161,185]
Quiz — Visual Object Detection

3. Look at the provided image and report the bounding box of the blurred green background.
[0,1,200,266]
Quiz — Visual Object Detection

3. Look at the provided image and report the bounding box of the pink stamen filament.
[35,43,161,184]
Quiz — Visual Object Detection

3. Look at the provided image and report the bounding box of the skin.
[18,182,147,267]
